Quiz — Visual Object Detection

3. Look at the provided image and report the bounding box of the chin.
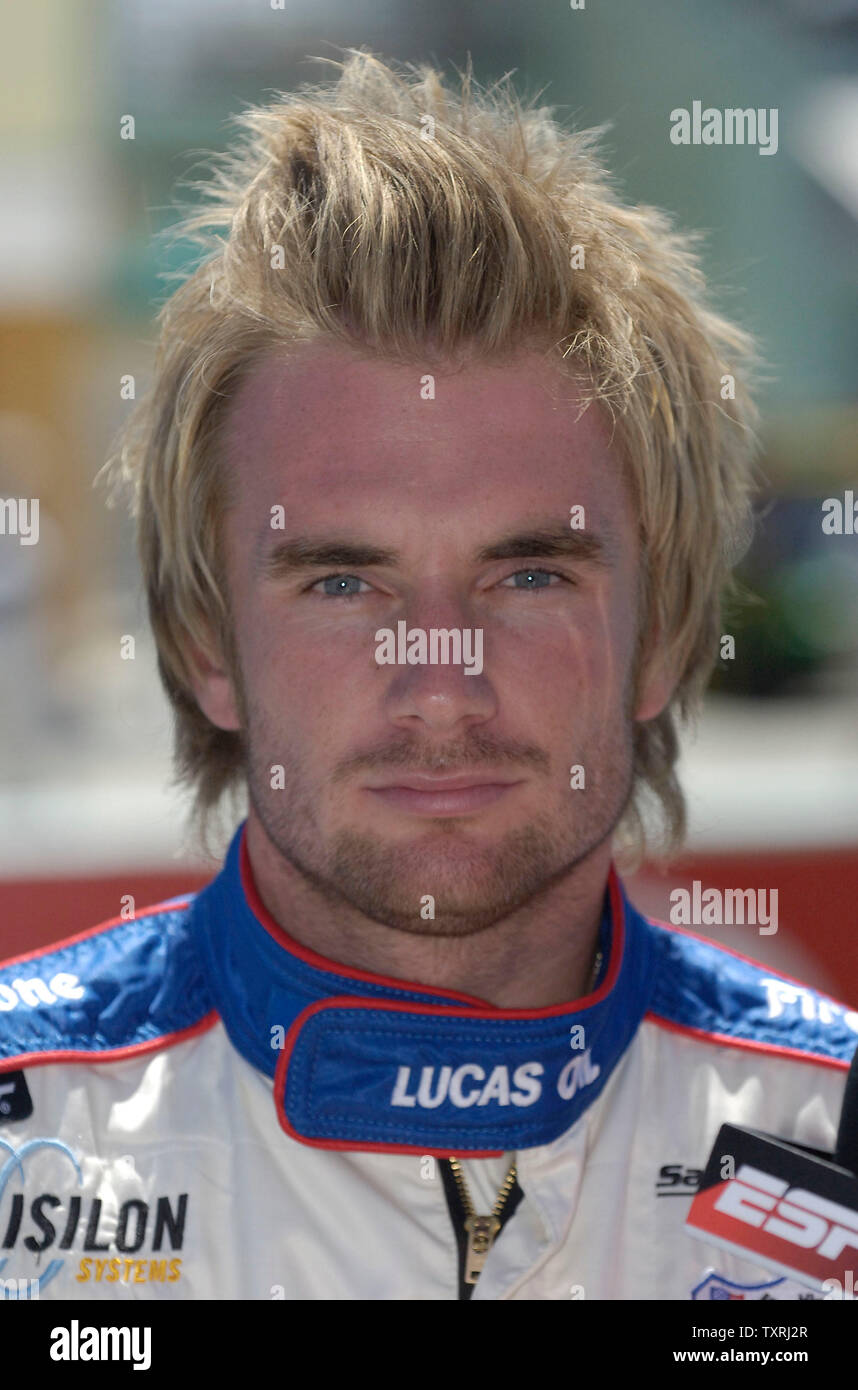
[358,890,531,938]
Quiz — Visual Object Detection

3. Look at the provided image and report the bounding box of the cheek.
[236,598,382,730]
[491,595,632,713]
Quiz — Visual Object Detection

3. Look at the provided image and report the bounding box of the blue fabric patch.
[647,922,858,1063]
[0,904,212,1061]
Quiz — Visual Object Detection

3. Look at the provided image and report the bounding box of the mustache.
[332,731,551,781]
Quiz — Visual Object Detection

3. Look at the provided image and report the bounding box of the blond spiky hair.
[106,49,760,863]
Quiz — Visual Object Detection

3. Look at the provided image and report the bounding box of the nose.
[378,596,497,736]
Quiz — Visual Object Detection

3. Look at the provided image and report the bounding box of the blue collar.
[189,823,658,1156]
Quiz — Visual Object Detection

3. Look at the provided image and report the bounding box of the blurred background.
[1,0,856,1001]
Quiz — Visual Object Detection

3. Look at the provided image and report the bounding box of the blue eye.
[313,574,369,597]
[501,569,563,590]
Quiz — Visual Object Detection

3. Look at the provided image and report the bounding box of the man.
[1,52,855,1302]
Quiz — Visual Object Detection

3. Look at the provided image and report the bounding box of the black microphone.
[686,1044,858,1296]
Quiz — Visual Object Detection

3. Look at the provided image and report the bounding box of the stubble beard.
[244,710,636,939]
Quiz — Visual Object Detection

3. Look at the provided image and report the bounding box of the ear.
[183,627,243,733]
[632,625,680,723]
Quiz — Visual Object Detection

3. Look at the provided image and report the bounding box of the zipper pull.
[463,1214,501,1283]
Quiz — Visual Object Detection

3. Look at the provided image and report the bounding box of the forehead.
[219,343,629,531]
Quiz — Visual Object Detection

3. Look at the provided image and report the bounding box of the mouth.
[363,773,525,817]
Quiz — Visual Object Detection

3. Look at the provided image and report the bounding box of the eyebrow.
[259,538,399,579]
[257,523,613,579]
[475,526,612,567]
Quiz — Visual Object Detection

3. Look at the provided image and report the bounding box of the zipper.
[439,1156,523,1300]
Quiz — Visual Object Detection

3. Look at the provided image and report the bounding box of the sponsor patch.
[0,1071,32,1123]
[655,1163,703,1196]
[0,1138,187,1298]
[692,1268,822,1300]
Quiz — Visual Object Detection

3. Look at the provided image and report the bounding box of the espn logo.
[713,1164,858,1274]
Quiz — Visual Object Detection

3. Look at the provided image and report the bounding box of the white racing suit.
[0,821,855,1301]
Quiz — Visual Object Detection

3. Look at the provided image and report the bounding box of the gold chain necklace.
[447,943,603,1285]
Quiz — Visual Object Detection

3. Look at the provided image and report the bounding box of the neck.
[243,813,610,1009]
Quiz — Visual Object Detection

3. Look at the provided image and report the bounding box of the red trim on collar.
[0,899,192,973]
[0,1009,220,1075]
[644,1010,850,1071]
[241,825,624,1014]
[648,914,852,1007]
